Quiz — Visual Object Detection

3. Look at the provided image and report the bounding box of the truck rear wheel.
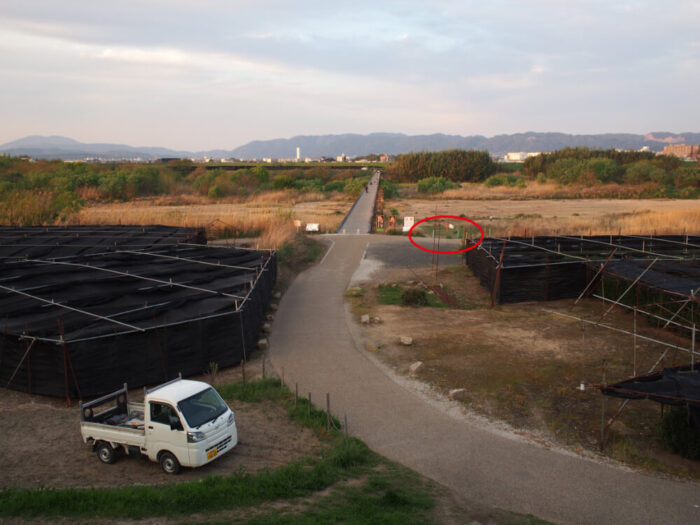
[159,451,181,475]
[96,441,117,464]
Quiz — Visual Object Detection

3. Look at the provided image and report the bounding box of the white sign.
[305,223,320,232]
[402,217,415,232]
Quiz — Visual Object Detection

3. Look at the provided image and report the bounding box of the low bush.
[416,176,459,194]
[657,406,700,460]
[400,288,428,307]
[484,173,526,188]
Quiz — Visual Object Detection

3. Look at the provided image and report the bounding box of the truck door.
[147,401,189,466]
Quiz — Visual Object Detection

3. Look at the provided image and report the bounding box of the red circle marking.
[408,215,484,255]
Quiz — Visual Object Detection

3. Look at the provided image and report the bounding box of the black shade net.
[466,235,700,305]
[0,226,276,398]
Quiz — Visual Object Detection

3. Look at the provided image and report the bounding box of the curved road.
[269,196,699,524]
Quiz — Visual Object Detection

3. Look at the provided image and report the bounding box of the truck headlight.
[187,431,206,443]
[228,413,235,426]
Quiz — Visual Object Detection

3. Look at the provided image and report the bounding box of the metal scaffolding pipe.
[18,258,246,300]
[0,283,144,332]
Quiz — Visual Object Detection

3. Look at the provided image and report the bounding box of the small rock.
[449,388,468,401]
[399,336,413,345]
[273,291,282,299]
[372,316,382,324]
[263,323,272,333]
[266,314,275,321]
[409,361,424,375]
[361,314,371,324]
[269,303,279,311]
[257,338,269,350]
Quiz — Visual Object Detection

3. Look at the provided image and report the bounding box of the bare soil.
[0,354,323,489]
[349,262,700,478]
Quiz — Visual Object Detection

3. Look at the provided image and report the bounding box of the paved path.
[270,204,700,524]
[336,170,380,234]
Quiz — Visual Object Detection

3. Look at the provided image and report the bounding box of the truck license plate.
[206,448,218,460]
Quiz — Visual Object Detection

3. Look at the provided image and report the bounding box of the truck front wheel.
[159,451,181,475]
[96,441,117,464]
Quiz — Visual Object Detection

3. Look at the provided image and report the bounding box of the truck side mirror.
[169,416,183,431]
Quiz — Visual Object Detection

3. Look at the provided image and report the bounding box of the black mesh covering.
[602,366,700,428]
[0,227,276,398]
[465,235,700,305]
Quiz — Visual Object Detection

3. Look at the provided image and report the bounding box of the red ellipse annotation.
[408,215,484,255]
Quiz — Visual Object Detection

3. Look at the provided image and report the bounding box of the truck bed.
[80,401,146,447]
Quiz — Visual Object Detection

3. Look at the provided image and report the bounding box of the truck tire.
[96,441,117,464]
[159,451,181,475]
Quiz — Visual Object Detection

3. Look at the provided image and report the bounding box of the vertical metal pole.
[600,360,607,451]
[633,307,637,376]
[692,324,696,370]
[326,393,331,431]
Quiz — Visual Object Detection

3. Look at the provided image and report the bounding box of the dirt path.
[268,234,700,525]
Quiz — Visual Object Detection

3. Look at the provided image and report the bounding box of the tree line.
[385,149,497,182]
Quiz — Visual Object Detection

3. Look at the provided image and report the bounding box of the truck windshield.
[177,387,228,429]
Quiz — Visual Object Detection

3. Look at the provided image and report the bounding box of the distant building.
[296,147,300,161]
[662,144,700,160]
[336,153,348,162]
[504,152,541,162]
[379,154,395,162]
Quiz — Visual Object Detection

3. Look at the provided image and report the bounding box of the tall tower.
[296,147,300,161]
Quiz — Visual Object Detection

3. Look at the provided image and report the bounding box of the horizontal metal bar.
[490,237,588,261]
[115,249,259,272]
[19,258,246,300]
[0,283,145,332]
[543,309,695,355]
[558,235,683,260]
[591,294,693,331]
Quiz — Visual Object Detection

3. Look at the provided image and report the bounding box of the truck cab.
[80,377,237,474]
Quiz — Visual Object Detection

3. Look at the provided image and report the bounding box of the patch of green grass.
[377,283,446,308]
[377,284,403,305]
[244,465,435,525]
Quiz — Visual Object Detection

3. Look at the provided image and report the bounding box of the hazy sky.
[1,1,698,150]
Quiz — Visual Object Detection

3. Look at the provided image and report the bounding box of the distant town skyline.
[1,1,698,151]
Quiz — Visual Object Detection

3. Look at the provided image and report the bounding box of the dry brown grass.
[386,198,700,237]
[501,209,700,237]
[421,181,669,200]
[68,194,353,249]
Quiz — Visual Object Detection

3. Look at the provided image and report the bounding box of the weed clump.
[400,288,428,307]
[657,406,700,460]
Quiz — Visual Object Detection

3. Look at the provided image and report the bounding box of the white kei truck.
[80,376,238,474]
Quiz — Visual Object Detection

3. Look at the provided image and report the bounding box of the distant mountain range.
[2,132,700,161]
